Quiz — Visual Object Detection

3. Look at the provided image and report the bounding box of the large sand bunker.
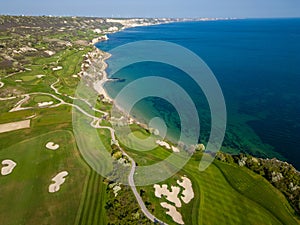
[46,142,60,150]
[154,176,195,224]
[177,176,194,204]
[1,159,17,175]
[49,171,68,193]
[160,202,184,224]
[154,184,182,207]
[0,120,30,134]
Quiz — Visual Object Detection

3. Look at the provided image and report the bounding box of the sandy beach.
[92,51,114,102]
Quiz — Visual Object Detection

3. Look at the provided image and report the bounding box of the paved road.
[125,150,167,224]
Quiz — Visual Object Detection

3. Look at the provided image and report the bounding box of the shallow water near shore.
[96,19,300,169]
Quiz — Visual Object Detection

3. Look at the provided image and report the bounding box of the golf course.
[0,15,299,225]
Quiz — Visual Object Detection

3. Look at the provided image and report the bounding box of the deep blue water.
[96,19,300,169]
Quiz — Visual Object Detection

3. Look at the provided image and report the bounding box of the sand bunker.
[156,140,171,149]
[160,202,184,224]
[172,146,180,153]
[177,176,194,204]
[0,81,4,88]
[0,120,30,134]
[52,66,63,71]
[154,176,195,224]
[36,75,45,78]
[46,142,60,150]
[48,171,68,193]
[1,159,17,176]
[38,101,53,107]
[154,184,181,207]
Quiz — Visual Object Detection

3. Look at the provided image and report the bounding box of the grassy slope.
[125,128,300,225]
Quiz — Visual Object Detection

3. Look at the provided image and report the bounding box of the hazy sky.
[0,0,299,18]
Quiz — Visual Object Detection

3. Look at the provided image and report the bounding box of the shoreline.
[92,40,300,215]
[91,22,300,171]
[92,51,114,102]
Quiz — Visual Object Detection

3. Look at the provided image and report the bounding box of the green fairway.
[214,161,299,225]
[33,95,53,103]
[21,75,38,82]
[0,131,88,225]
[0,103,111,225]
[126,126,300,225]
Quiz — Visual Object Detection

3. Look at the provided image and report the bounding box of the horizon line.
[0,13,300,20]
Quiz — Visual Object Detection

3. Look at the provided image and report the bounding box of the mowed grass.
[184,159,299,225]
[119,126,172,166]
[0,130,88,225]
[54,48,92,95]
[21,94,60,108]
[125,126,300,225]
[0,105,109,225]
[21,75,38,82]
[75,170,107,225]
[1,47,90,97]
[214,161,299,225]
[138,157,299,225]
[33,95,53,103]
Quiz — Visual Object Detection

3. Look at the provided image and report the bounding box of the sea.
[96,18,300,169]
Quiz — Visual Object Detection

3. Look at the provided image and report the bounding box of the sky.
[0,0,299,18]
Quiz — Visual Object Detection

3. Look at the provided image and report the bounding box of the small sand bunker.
[1,159,17,176]
[160,202,184,225]
[46,142,60,150]
[177,176,194,204]
[38,101,53,107]
[52,66,63,71]
[156,140,171,149]
[0,81,4,88]
[154,184,181,207]
[172,146,180,153]
[36,75,45,78]
[48,171,68,193]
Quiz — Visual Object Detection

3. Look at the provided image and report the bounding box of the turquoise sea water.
[96,19,300,169]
